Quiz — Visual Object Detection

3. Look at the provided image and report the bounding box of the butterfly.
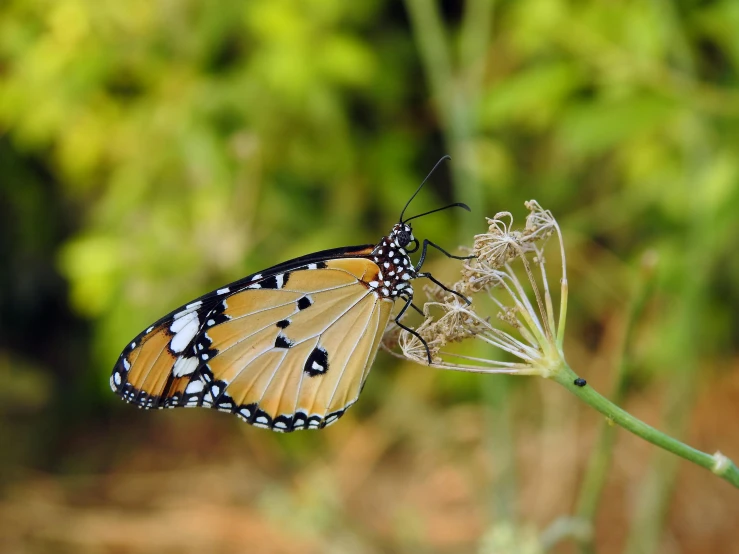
[110,157,470,432]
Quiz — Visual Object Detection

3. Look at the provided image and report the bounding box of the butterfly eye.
[396,230,411,247]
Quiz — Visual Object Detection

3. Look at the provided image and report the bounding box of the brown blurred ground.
[2,360,737,554]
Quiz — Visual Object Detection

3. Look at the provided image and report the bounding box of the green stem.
[483,374,517,523]
[404,0,454,126]
[573,379,621,522]
[404,0,491,239]
[623,386,687,554]
[551,363,739,489]
[574,255,657,550]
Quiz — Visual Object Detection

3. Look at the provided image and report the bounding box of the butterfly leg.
[414,239,475,271]
[397,290,425,318]
[416,271,471,306]
[394,293,432,364]
[414,239,474,305]
[407,299,425,316]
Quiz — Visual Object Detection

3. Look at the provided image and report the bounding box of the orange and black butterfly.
[111,157,470,432]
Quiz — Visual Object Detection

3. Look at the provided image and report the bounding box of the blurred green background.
[1,0,738,552]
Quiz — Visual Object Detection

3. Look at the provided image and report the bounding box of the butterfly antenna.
[399,155,452,223]
[403,202,471,223]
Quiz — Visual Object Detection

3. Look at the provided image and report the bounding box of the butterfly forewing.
[111,255,395,431]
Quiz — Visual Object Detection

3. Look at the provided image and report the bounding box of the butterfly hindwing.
[111,254,394,431]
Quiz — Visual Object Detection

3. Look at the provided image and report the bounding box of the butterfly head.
[390,222,418,253]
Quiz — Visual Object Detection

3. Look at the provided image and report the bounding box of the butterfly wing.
[111,249,394,432]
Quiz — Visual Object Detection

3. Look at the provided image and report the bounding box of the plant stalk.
[551,363,739,489]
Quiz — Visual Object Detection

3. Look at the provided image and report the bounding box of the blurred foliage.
[1,0,739,552]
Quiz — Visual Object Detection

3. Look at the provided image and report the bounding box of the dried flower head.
[385,200,569,380]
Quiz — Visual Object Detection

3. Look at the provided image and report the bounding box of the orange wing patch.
[111,257,395,431]
[324,257,381,284]
[111,323,195,408]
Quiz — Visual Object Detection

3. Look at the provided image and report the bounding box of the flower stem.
[575,255,657,547]
[551,363,739,489]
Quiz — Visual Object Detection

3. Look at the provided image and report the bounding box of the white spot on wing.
[173,356,199,377]
[122,358,131,371]
[170,311,196,333]
[275,274,284,289]
[185,380,204,394]
[251,273,262,281]
[217,287,230,295]
[170,312,200,352]
[171,303,202,327]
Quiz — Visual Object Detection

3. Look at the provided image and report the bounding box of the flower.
[385,200,569,379]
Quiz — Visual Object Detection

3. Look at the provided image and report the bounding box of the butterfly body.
[111,224,421,432]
